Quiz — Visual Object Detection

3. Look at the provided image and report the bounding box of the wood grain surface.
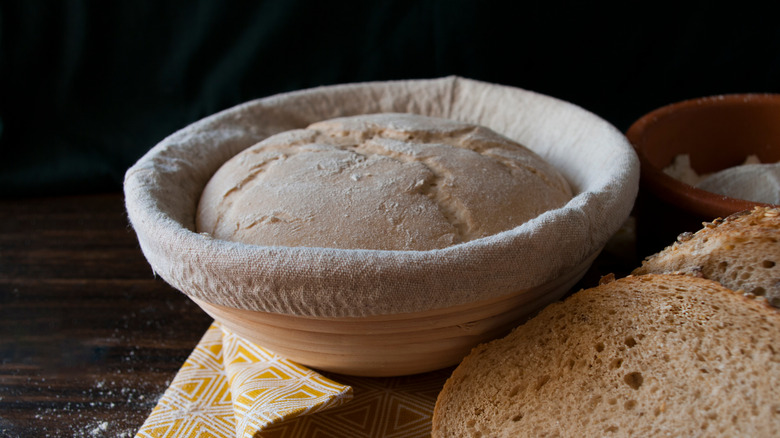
[0,194,212,437]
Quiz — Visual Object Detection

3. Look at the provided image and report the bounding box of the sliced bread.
[633,206,780,307]
[432,274,780,437]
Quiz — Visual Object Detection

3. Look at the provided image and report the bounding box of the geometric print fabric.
[135,323,234,438]
[135,322,351,437]
[221,328,353,436]
[259,367,453,437]
[135,322,450,438]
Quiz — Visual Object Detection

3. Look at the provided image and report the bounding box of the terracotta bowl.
[627,94,780,254]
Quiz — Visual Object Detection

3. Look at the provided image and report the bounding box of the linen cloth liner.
[124,76,639,317]
[136,322,446,437]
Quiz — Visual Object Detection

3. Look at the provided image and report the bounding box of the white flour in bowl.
[664,154,780,204]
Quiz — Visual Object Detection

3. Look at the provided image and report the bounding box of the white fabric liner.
[124,76,639,317]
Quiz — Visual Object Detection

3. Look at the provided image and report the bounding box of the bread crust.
[196,113,572,251]
[633,207,780,307]
[432,274,780,437]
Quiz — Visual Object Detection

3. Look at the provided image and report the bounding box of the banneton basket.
[124,76,639,376]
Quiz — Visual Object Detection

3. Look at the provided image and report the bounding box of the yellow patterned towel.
[135,323,353,437]
[136,322,450,437]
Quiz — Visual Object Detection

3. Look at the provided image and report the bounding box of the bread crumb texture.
[432,274,780,437]
[634,207,780,307]
[196,113,572,250]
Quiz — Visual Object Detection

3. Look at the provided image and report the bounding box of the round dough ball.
[196,113,572,251]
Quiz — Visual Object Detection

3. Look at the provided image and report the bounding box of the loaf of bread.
[432,274,780,437]
[633,206,780,307]
[196,113,572,250]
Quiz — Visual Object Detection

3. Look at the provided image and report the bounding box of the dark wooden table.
[0,192,638,438]
[0,194,213,437]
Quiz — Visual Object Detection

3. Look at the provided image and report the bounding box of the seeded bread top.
[633,207,780,307]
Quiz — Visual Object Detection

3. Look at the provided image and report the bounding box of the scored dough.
[196,113,573,251]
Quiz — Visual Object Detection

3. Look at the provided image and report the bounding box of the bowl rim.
[626,93,780,219]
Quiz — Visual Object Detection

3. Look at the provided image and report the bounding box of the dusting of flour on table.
[664,154,780,204]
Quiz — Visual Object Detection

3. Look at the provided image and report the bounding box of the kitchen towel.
[136,322,449,437]
[135,323,352,437]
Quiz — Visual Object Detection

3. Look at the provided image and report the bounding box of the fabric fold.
[136,322,451,437]
[135,323,352,438]
[220,326,353,436]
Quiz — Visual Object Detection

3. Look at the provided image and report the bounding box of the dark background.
[2,0,779,197]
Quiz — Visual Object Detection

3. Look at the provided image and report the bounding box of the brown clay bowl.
[626,94,780,254]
